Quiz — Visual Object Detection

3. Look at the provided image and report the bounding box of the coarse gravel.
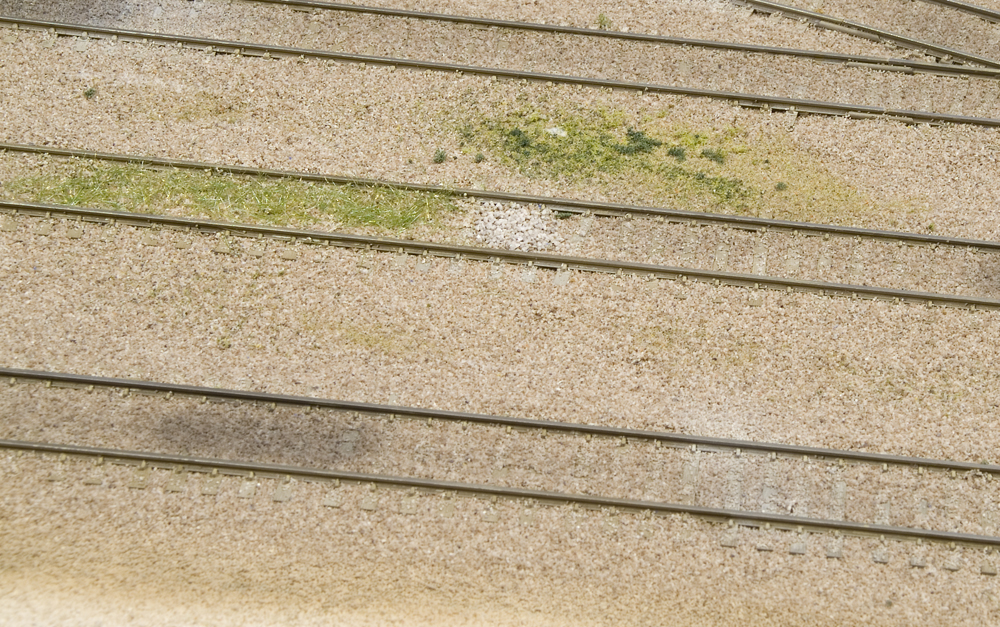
[461,200,1000,299]
[0,0,927,58]
[3,1,1000,622]
[8,0,997,120]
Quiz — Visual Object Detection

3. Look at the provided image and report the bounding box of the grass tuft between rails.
[3,162,458,231]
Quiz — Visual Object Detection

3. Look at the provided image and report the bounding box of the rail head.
[918,0,1000,23]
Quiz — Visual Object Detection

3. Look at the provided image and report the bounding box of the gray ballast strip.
[918,0,1000,23]
[3,17,1000,127]
[4,438,1000,547]
[4,367,1000,476]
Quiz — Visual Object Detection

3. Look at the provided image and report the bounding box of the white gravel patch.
[472,201,563,251]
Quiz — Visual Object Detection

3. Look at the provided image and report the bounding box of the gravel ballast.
[0,0,926,58]
[776,0,1000,61]
[3,1,1000,623]
[3,223,1000,464]
[10,0,988,119]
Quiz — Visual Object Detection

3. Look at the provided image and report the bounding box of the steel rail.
[5,141,1000,253]
[5,367,1000,477]
[4,438,999,548]
[239,0,1000,79]
[4,18,1000,128]
[4,198,999,308]
[730,0,1000,68]
[920,0,1000,23]
[3,199,1000,310]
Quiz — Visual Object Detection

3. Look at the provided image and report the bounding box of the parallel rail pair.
[732,0,1000,67]
[3,17,1000,127]
[4,367,1000,551]
[4,195,1000,311]
[244,0,1000,76]
[5,141,998,251]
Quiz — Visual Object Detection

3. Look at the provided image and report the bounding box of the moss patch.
[460,104,753,211]
[174,92,244,123]
[2,161,457,231]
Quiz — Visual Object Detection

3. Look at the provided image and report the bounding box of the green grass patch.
[455,101,921,226]
[612,129,662,155]
[699,148,725,165]
[461,105,753,209]
[2,161,457,231]
[666,146,686,161]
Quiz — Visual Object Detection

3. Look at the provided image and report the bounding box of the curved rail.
[4,199,1000,310]
[5,367,1000,476]
[920,0,1000,22]
[239,0,1000,79]
[730,0,1000,68]
[4,437,999,549]
[4,17,1000,127]
[5,141,1000,252]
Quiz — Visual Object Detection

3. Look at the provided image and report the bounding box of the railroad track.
[4,142,1000,302]
[230,0,1000,79]
[3,197,999,310]
[731,0,1000,67]
[4,367,1000,564]
[920,0,1000,22]
[7,367,1000,475]
[4,17,1000,127]
[6,141,999,247]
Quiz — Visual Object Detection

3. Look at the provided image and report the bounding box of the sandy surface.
[3,452,1000,626]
